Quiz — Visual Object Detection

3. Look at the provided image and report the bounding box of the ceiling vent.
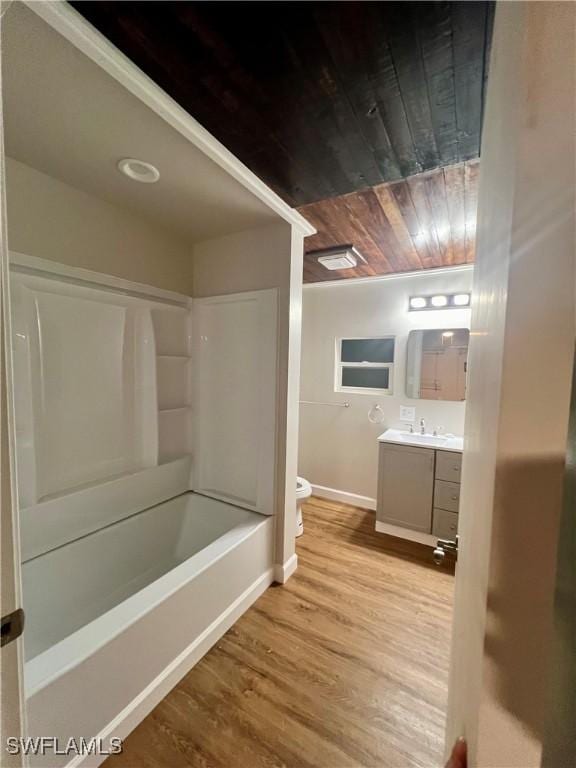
[313,245,365,271]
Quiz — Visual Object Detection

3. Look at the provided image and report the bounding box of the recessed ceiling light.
[431,295,448,307]
[410,296,427,309]
[117,158,160,184]
[453,293,471,306]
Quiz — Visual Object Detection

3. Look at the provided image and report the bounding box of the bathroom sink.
[396,432,449,446]
[378,428,463,452]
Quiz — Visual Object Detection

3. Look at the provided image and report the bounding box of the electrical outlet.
[399,406,415,422]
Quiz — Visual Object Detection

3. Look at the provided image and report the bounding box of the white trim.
[375,520,436,547]
[304,264,474,289]
[25,1,315,238]
[311,484,377,511]
[273,553,298,584]
[9,252,191,307]
[66,568,274,768]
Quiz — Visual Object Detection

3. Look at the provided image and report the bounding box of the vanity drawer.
[434,480,460,512]
[433,509,459,539]
[435,451,462,483]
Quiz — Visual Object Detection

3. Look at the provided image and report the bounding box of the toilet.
[295,476,312,537]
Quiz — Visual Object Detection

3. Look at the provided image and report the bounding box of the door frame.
[0,2,27,763]
[445,2,576,765]
[3,1,574,766]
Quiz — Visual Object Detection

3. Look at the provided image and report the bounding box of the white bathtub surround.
[192,290,278,512]
[10,259,193,558]
[193,222,306,584]
[11,253,280,522]
[299,267,472,505]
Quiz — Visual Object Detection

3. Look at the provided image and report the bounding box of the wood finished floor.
[105,498,454,768]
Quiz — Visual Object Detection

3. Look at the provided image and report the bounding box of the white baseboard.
[310,484,376,511]
[375,520,436,547]
[69,568,274,768]
[273,553,298,584]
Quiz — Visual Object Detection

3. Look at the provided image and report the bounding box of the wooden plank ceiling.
[300,159,479,282]
[74,1,492,282]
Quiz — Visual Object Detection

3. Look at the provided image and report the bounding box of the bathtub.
[23,492,274,767]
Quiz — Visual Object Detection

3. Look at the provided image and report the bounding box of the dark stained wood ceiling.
[300,159,478,282]
[73,1,492,281]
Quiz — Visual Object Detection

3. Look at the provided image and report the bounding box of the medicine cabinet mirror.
[406,328,470,401]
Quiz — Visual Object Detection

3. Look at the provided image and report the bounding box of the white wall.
[299,268,473,503]
[5,158,194,294]
[193,222,304,576]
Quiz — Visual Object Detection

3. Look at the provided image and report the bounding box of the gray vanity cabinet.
[377,441,462,540]
[376,444,435,533]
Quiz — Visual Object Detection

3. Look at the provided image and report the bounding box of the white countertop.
[377,428,464,453]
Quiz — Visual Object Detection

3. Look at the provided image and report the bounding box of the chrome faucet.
[419,418,426,435]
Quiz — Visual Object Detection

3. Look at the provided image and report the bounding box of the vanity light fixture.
[117,158,160,184]
[442,331,454,338]
[408,292,472,311]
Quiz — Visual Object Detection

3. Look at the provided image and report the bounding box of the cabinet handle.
[451,495,458,501]
[453,466,460,471]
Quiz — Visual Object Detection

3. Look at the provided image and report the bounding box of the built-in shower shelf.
[158,406,191,414]
[156,353,192,411]
[155,303,192,462]
[158,405,191,464]
[156,355,191,360]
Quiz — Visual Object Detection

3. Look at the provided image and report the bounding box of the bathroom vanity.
[376,429,463,546]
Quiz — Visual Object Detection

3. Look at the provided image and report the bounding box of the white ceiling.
[2,4,278,245]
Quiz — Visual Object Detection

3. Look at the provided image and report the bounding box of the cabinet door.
[377,444,435,533]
